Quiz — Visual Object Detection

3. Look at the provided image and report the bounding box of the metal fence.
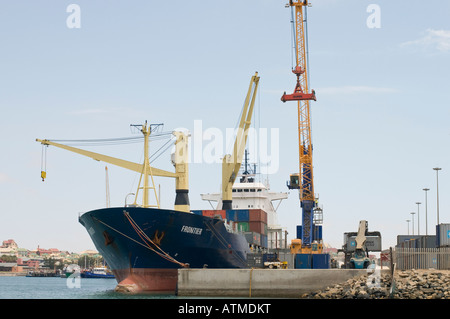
[393,247,450,270]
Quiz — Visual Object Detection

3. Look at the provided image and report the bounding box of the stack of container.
[436,224,450,248]
[191,209,268,248]
[396,235,437,249]
[294,253,330,269]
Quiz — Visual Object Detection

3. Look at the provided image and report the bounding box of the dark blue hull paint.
[78,207,250,273]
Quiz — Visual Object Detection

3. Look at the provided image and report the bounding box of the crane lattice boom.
[282,0,317,249]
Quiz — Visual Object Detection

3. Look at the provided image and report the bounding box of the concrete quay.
[177,268,390,298]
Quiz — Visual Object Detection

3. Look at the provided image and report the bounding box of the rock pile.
[393,269,450,299]
[301,269,450,299]
[301,271,392,299]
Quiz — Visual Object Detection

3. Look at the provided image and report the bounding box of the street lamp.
[410,212,416,236]
[423,188,430,236]
[433,167,442,225]
[415,202,421,236]
[406,219,411,235]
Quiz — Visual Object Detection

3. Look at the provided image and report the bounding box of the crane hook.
[41,144,48,182]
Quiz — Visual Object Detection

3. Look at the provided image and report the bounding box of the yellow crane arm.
[36,139,177,178]
[221,72,260,209]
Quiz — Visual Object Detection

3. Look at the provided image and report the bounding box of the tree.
[77,255,105,269]
[0,255,17,263]
[43,257,63,270]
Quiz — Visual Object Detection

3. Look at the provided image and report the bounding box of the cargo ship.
[77,150,288,293]
[38,73,285,293]
[79,206,251,292]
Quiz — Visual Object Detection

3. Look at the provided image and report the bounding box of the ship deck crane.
[36,122,190,213]
[222,72,260,210]
[282,0,321,254]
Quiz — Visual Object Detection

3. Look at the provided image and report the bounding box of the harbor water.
[0,276,176,299]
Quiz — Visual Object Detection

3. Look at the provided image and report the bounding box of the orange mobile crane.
[282,0,323,257]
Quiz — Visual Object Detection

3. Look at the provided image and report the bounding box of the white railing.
[394,247,450,270]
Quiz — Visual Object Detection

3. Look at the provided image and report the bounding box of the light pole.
[423,188,429,236]
[433,167,441,225]
[410,212,416,236]
[416,202,421,235]
[406,219,411,235]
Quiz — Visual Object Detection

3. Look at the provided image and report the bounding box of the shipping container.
[236,210,249,221]
[397,239,419,249]
[436,224,450,247]
[236,222,249,232]
[225,210,236,221]
[249,209,268,223]
[346,235,382,252]
[260,234,268,248]
[214,210,227,219]
[225,209,249,222]
[198,210,226,219]
[421,236,437,248]
[249,221,267,235]
[397,235,421,245]
[201,210,217,217]
[312,253,330,269]
[294,254,312,269]
[244,232,261,246]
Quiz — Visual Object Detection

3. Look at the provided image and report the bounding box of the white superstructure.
[201,155,289,250]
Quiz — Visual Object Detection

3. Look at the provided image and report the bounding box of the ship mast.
[131,122,161,208]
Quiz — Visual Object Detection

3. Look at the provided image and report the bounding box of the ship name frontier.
[181,225,203,235]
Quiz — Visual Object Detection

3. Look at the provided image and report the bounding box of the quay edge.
[176,268,390,298]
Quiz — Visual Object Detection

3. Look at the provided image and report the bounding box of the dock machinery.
[340,220,382,269]
[37,123,190,212]
[282,0,321,255]
[221,72,260,210]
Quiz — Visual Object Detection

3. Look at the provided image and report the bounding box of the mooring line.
[205,220,247,266]
[92,215,187,268]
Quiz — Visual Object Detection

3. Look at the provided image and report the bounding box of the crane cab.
[287,173,300,189]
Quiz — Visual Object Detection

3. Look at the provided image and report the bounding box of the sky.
[0,0,449,253]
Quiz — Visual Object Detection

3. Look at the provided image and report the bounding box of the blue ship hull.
[78,207,250,293]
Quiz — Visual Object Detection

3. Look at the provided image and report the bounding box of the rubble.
[393,269,450,299]
[301,269,450,299]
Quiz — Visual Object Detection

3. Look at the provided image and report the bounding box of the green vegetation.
[76,255,106,268]
[0,255,17,263]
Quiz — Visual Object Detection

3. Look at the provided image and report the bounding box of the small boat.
[80,267,115,279]
[26,270,60,277]
[64,264,81,278]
